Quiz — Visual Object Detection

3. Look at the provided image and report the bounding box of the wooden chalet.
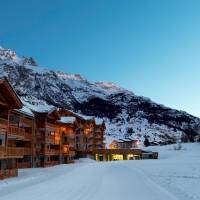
[93,149,158,161]
[58,109,95,158]
[0,77,159,180]
[94,118,105,150]
[56,116,77,163]
[10,107,35,169]
[109,138,139,149]
[0,77,23,179]
[33,107,61,167]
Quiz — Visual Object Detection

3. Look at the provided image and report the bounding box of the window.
[9,115,20,125]
[0,134,5,146]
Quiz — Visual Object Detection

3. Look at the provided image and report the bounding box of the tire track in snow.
[0,161,180,200]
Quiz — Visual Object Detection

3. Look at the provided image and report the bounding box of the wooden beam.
[0,101,9,107]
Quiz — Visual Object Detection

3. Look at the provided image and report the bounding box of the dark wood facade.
[109,139,139,149]
[58,109,106,158]
[93,149,158,161]
[56,117,77,164]
[10,110,35,169]
[0,78,106,179]
[34,110,61,167]
[0,77,23,179]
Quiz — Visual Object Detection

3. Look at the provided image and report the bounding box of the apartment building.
[0,77,23,179]
[33,107,61,167]
[10,109,35,169]
[56,116,76,163]
[0,77,106,179]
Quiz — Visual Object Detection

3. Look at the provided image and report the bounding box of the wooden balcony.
[46,123,56,130]
[7,147,24,158]
[65,160,75,164]
[87,134,94,139]
[95,129,102,133]
[69,150,75,157]
[0,169,18,180]
[43,161,60,167]
[44,148,60,155]
[0,118,8,129]
[36,134,45,142]
[63,139,75,146]
[24,147,32,155]
[87,139,94,144]
[94,144,104,149]
[17,162,31,169]
[45,136,58,144]
[8,126,25,139]
[69,144,75,151]
[94,140,104,145]
[63,133,75,142]
[24,132,32,140]
[94,134,102,139]
[0,146,6,158]
[62,149,75,157]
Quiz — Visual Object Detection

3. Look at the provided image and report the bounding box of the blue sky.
[0,0,200,117]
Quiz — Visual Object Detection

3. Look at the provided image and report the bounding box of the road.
[0,160,178,200]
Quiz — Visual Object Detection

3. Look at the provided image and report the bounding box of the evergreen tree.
[144,137,150,147]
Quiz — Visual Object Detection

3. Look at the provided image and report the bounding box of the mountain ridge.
[0,46,199,144]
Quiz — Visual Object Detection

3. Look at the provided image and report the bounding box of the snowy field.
[0,143,200,200]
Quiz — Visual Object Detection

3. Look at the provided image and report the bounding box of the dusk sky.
[0,0,200,117]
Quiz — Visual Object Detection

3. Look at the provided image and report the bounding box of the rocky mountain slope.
[0,46,199,144]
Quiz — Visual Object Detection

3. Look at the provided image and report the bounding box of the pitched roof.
[57,116,76,124]
[0,77,22,109]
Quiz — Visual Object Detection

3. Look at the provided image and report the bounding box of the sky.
[0,0,200,117]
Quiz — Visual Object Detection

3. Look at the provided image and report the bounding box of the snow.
[56,72,132,103]
[58,116,76,124]
[95,118,104,125]
[64,109,94,121]
[22,101,55,113]
[75,113,94,121]
[0,143,199,200]
[16,105,34,117]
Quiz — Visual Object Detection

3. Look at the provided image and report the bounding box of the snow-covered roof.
[15,105,34,117]
[75,113,94,121]
[95,118,104,125]
[22,101,55,113]
[60,109,94,121]
[116,138,138,143]
[58,117,76,124]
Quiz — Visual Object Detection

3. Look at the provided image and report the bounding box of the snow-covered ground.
[0,143,200,200]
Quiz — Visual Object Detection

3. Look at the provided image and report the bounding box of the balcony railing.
[45,149,60,155]
[65,160,75,164]
[8,126,25,139]
[0,146,6,158]
[24,147,32,155]
[0,169,18,180]
[69,150,75,157]
[0,118,8,129]
[43,161,60,167]
[17,162,31,169]
[69,144,75,150]
[7,147,24,158]
[94,140,103,145]
[46,123,56,130]
[94,144,104,149]
[45,136,58,144]
[94,134,102,139]
[24,132,32,140]
[62,149,75,157]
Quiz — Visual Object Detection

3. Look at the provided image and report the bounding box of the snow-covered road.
[0,143,200,200]
[0,161,177,200]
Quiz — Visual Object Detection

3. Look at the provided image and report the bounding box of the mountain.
[0,46,199,145]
